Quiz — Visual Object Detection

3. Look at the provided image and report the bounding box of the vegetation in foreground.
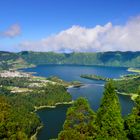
[58,82,140,140]
[0,73,72,139]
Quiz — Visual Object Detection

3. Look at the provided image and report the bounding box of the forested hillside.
[0,74,72,139]
[19,51,140,67]
[1,51,140,70]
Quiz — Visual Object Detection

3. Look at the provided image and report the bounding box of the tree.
[0,95,11,138]
[96,81,127,139]
[125,94,140,140]
[58,97,97,140]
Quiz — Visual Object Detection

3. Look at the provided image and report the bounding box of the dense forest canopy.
[0,75,72,139]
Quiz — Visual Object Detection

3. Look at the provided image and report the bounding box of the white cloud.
[1,24,21,38]
[20,16,140,52]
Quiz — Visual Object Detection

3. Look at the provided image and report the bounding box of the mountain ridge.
[0,51,140,69]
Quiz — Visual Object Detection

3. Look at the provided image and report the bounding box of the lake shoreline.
[30,125,43,140]
[117,92,138,101]
[32,100,74,140]
[127,67,140,73]
[34,100,74,111]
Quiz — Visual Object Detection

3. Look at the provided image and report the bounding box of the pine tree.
[58,97,97,140]
[96,81,127,139]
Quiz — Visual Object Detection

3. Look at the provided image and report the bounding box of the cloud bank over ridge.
[20,16,140,52]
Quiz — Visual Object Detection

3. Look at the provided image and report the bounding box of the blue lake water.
[22,65,135,140]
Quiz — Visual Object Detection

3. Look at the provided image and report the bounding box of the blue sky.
[0,0,140,52]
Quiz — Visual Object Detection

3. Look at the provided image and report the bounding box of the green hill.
[1,51,140,70]
[19,51,140,67]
